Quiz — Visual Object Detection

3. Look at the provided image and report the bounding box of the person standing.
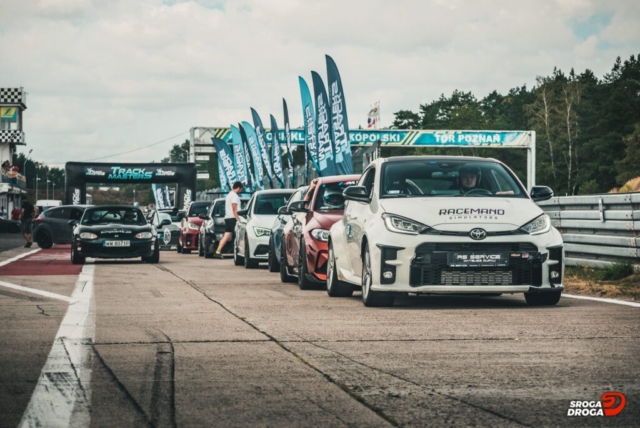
[20,195,36,248]
[214,181,244,259]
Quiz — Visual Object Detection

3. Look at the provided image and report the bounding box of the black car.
[0,218,21,233]
[71,205,159,264]
[148,209,180,250]
[33,205,92,249]
[267,186,307,272]
[198,197,249,258]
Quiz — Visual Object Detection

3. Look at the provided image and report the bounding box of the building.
[0,88,27,214]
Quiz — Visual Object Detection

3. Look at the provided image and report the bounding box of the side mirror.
[289,200,309,213]
[277,206,289,215]
[198,214,210,220]
[237,209,248,217]
[68,220,77,227]
[530,186,553,202]
[343,186,370,203]
[160,219,171,226]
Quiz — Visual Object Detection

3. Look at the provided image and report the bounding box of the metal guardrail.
[538,193,640,271]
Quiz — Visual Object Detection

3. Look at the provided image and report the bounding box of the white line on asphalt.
[0,281,75,303]
[0,248,40,268]
[19,264,96,428]
[563,293,640,308]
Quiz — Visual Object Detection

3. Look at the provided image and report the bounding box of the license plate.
[104,240,130,247]
[448,252,508,268]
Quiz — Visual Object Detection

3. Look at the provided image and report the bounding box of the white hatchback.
[234,189,295,268]
[328,156,565,307]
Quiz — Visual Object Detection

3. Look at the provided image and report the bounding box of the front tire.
[361,244,394,307]
[36,230,53,249]
[297,238,314,290]
[233,238,244,266]
[198,236,204,257]
[279,240,295,283]
[71,244,85,265]
[326,242,354,297]
[144,243,160,263]
[244,238,259,269]
[268,237,280,272]
[525,290,562,306]
[204,236,214,258]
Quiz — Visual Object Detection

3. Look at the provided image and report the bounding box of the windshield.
[314,180,357,211]
[253,193,291,215]
[380,160,526,198]
[158,213,172,224]
[82,207,147,226]
[188,203,210,217]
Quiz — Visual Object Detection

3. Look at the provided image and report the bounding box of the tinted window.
[82,208,147,226]
[313,180,358,211]
[380,160,526,198]
[253,194,291,215]
[69,209,84,221]
[188,203,210,217]
[46,208,65,219]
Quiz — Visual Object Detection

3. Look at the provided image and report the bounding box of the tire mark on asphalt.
[35,304,50,316]
[154,264,398,427]
[304,340,532,428]
[149,329,177,428]
[91,344,155,427]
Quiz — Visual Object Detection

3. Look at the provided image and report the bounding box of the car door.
[60,207,84,243]
[347,167,376,275]
[49,207,69,242]
[237,196,253,256]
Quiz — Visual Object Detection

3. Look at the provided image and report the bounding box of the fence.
[538,193,640,271]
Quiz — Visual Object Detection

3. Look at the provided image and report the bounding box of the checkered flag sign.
[0,88,24,104]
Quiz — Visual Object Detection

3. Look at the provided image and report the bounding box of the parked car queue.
[176,155,565,308]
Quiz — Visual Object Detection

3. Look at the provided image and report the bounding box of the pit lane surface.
[0,246,639,427]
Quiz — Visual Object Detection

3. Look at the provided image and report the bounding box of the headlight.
[79,232,98,240]
[382,213,430,235]
[136,232,153,239]
[521,214,551,235]
[254,227,271,237]
[310,229,330,242]
[187,222,200,230]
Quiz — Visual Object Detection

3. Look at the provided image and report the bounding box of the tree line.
[390,54,640,195]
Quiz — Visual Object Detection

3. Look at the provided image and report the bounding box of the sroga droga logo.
[567,392,626,417]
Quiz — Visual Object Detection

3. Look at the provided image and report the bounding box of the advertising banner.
[282,99,295,187]
[163,186,172,208]
[299,77,319,179]
[230,125,250,189]
[250,108,275,187]
[241,121,265,190]
[311,71,338,176]
[210,128,533,148]
[326,55,354,175]
[269,115,286,188]
[238,124,256,192]
[151,183,166,209]
[212,138,237,191]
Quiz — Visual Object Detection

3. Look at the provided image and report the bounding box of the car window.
[69,209,83,221]
[380,160,526,198]
[313,180,358,211]
[46,208,64,219]
[287,187,308,209]
[82,208,147,226]
[360,168,376,197]
[188,203,210,217]
[253,194,291,215]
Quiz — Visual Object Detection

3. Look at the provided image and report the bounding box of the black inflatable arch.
[65,162,197,210]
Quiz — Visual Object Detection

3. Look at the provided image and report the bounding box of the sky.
[1,0,639,167]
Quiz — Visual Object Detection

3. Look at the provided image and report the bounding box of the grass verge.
[564,263,640,301]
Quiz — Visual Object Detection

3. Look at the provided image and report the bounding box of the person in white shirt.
[214,181,244,258]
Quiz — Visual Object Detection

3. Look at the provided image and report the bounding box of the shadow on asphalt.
[340,294,535,310]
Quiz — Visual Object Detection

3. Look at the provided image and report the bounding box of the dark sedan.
[268,186,307,272]
[198,197,249,258]
[33,205,92,249]
[71,205,159,264]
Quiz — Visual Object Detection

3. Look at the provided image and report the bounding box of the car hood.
[311,211,343,230]
[249,214,279,228]
[77,223,153,237]
[379,197,543,230]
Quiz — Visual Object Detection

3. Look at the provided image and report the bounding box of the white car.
[328,156,564,307]
[234,189,295,268]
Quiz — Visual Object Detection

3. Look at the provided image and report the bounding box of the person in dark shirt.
[20,196,36,248]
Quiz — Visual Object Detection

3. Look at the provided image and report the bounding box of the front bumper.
[182,231,199,250]
[247,231,270,260]
[367,229,564,295]
[76,239,155,259]
[305,237,329,282]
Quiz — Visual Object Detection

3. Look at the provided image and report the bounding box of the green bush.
[601,261,634,281]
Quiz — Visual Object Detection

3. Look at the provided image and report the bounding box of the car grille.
[410,242,541,287]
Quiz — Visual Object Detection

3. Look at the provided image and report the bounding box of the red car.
[281,175,360,289]
[177,201,211,253]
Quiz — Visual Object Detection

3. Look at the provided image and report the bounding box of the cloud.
[0,0,638,166]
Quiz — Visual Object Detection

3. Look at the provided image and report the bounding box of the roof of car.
[85,205,142,210]
[318,174,361,184]
[253,189,296,195]
[381,155,499,163]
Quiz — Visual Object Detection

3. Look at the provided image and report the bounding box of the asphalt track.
[0,243,639,427]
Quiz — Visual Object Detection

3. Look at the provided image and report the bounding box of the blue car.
[267,186,307,272]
